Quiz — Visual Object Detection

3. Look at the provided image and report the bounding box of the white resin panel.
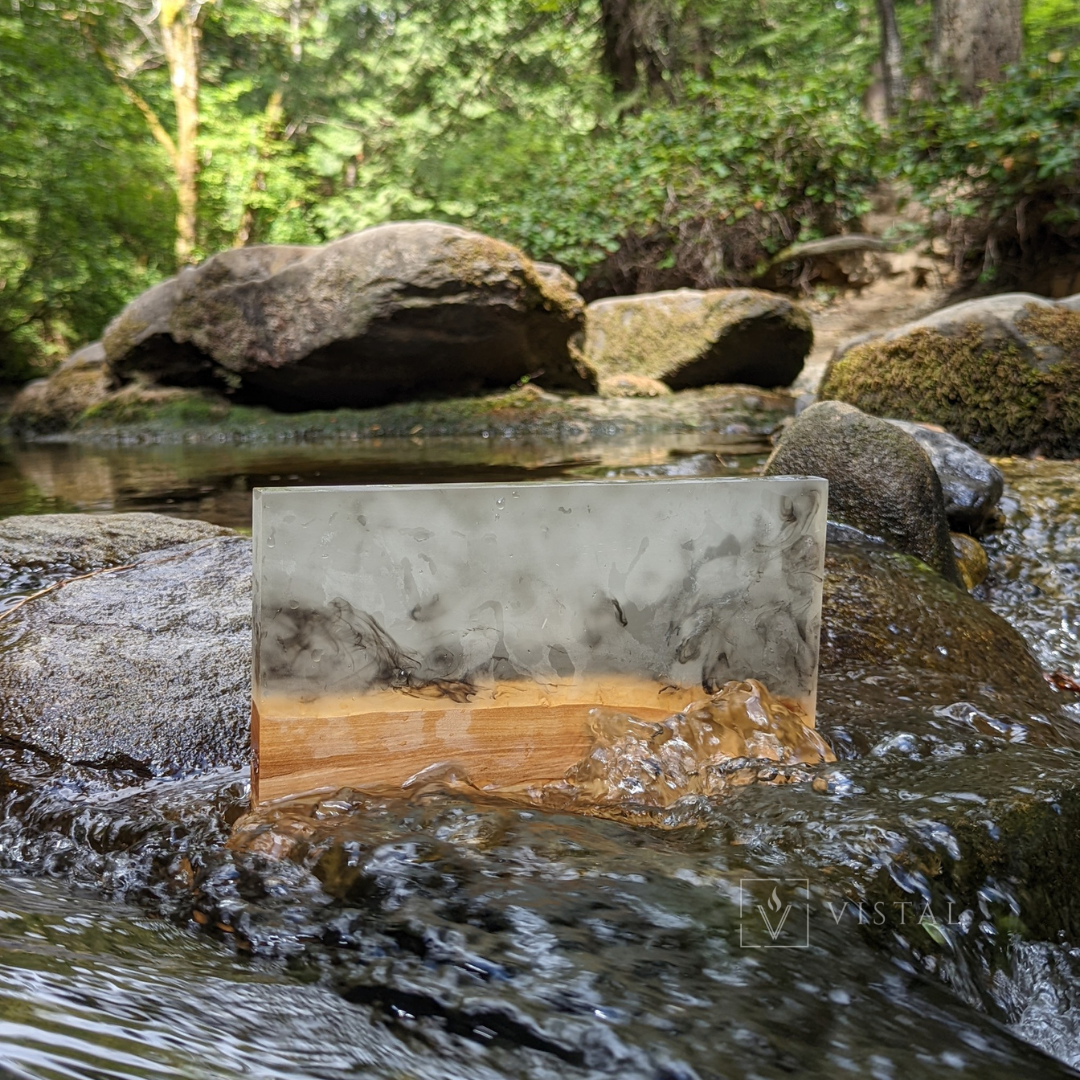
[252,477,828,715]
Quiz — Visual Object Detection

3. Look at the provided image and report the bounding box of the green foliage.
[896,55,1080,280]
[472,76,882,288]
[1025,0,1080,56]
[8,0,1078,381]
[0,2,174,380]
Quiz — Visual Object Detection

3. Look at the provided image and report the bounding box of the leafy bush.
[0,7,174,381]
[896,56,1080,285]
[470,77,882,294]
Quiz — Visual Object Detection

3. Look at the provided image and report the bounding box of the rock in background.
[884,419,1004,536]
[583,288,812,391]
[8,343,110,435]
[820,293,1080,456]
[103,221,595,412]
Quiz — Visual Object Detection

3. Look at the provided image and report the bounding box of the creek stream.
[0,435,1079,1079]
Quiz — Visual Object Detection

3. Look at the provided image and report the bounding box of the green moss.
[77,390,233,428]
[443,235,583,321]
[820,308,1080,456]
[32,382,793,445]
[587,295,739,379]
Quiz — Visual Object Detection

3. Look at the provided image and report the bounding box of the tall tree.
[874,0,905,117]
[932,0,1022,98]
[158,0,205,264]
[83,0,208,265]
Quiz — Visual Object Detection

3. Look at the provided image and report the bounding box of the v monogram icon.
[756,901,794,941]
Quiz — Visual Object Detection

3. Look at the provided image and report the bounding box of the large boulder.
[820,293,1080,456]
[8,342,110,435]
[582,288,812,390]
[0,527,250,776]
[103,222,595,411]
[884,419,1004,536]
[765,401,962,585]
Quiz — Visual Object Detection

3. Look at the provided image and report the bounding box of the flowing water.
[0,435,1079,1078]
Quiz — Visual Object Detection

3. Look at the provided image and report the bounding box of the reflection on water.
[1,441,1080,1077]
[0,435,768,529]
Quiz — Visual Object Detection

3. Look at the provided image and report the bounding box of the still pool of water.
[0,434,769,528]
[1,434,1080,1079]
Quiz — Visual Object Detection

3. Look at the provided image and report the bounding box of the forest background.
[2,0,1079,382]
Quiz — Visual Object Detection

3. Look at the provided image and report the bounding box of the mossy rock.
[8,342,111,435]
[76,382,234,429]
[765,401,962,585]
[820,294,1080,457]
[583,287,812,390]
[821,539,1060,730]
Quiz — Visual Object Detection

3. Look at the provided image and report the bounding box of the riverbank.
[14,382,794,447]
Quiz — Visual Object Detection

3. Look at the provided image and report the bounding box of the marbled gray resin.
[253,477,827,712]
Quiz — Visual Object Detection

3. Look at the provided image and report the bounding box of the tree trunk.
[932,0,1022,98]
[874,0,906,117]
[159,1,201,265]
[599,0,639,94]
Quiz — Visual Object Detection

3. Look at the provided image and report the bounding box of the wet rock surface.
[0,511,234,574]
[820,293,1080,456]
[765,400,962,584]
[104,221,595,411]
[981,458,1080,677]
[2,468,1080,1077]
[0,533,250,775]
[819,537,1065,751]
[583,287,812,390]
[885,419,1004,536]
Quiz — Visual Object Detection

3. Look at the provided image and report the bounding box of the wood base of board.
[251,678,707,805]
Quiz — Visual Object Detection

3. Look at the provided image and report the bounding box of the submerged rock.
[104,222,595,411]
[819,537,1065,746]
[582,288,811,390]
[885,419,1004,536]
[820,294,1080,456]
[951,531,990,591]
[0,532,250,775]
[765,401,962,585]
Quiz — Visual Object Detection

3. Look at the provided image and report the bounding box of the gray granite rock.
[0,534,251,775]
[765,400,961,585]
[884,419,1004,536]
[104,222,594,410]
[583,288,812,390]
[0,512,234,574]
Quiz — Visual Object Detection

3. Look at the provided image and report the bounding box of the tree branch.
[80,21,177,164]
